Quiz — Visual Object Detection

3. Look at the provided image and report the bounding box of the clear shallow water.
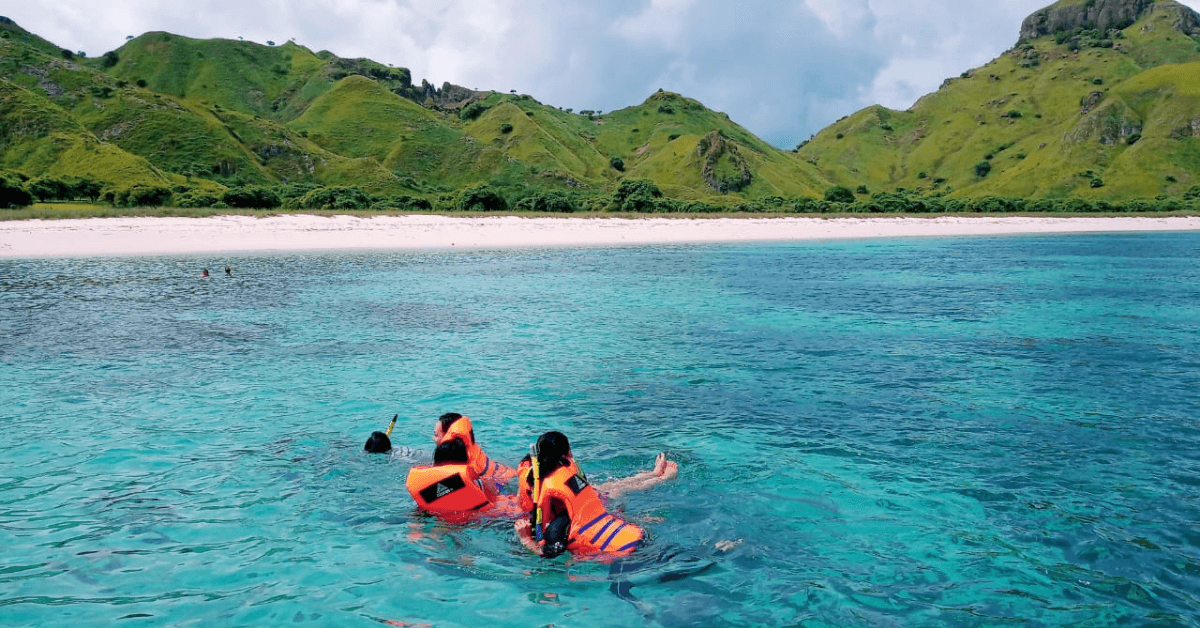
[2,233,1199,627]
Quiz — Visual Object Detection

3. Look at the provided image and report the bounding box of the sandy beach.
[1,214,1199,258]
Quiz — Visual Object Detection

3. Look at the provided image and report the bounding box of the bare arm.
[594,453,678,500]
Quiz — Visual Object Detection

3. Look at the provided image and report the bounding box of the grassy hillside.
[0,18,833,209]
[798,0,1200,201]
[3,0,1200,211]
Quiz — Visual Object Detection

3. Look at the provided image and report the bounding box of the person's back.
[405,439,497,524]
[516,431,646,559]
[538,456,643,557]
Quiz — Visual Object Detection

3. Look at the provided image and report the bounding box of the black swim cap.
[364,431,392,454]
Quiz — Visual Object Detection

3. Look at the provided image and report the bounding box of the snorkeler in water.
[364,415,399,454]
[433,413,517,486]
[513,430,737,616]
[404,439,523,523]
[513,431,675,558]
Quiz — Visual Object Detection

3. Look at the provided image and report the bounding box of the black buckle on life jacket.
[566,473,589,495]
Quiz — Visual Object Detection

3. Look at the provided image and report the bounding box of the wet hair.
[433,439,469,465]
[437,412,464,433]
[535,431,571,474]
[363,431,392,454]
[437,412,475,445]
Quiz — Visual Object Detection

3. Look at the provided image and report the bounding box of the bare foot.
[659,461,678,481]
[652,453,668,475]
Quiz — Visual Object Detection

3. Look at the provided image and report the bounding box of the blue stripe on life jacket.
[589,517,616,545]
[599,523,628,551]
[613,539,641,554]
[576,513,608,536]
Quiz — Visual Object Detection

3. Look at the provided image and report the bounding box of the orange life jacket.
[516,457,535,513]
[439,416,516,484]
[405,463,494,524]
[534,459,643,557]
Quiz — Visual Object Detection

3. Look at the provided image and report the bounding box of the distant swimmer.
[200,269,209,278]
[225,265,232,277]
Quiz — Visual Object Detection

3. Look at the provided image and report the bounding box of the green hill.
[797,0,1200,201]
[0,20,830,210]
[2,0,1200,211]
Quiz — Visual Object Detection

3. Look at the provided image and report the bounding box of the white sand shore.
[1,214,1199,258]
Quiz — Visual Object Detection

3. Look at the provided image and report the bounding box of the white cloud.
[5,0,1200,148]
[804,0,872,39]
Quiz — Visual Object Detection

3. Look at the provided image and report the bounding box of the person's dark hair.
[535,431,571,474]
[363,431,392,454]
[437,412,464,433]
[433,438,469,465]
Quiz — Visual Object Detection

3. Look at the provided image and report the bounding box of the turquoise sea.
[2,232,1199,627]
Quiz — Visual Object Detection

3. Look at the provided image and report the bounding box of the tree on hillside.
[72,179,102,202]
[28,178,70,202]
[824,185,855,203]
[457,185,508,212]
[514,190,576,213]
[222,186,281,209]
[299,186,371,210]
[0,174,32,209]
[107,186,172,207]
[613,179,663,212]
[373,195,432,212]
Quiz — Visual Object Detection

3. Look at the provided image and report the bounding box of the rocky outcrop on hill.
[697,130,752,193]
[397,80,483,109]
[1018,0,1199,42]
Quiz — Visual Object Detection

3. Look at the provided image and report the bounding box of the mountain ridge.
[3,0,1200,211]
[797,0,1200,201]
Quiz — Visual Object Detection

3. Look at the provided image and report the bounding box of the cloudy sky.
[9,1,1200,148]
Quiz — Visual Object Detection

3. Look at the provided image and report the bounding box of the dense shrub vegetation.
[4,175,1200,216]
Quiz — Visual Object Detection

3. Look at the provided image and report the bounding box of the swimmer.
[363,431,392,454]
[404,439,522,523]
[364,414,398,454]
[514,431,659,559]
[200,269,209,278]
[224,265,232,277]
[434,413,516,485]
[512,431,731,617]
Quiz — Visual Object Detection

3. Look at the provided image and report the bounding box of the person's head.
[434,412,472,444]
[433,438,469,465]
[535,430,571,473]
[363,430,392,454]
